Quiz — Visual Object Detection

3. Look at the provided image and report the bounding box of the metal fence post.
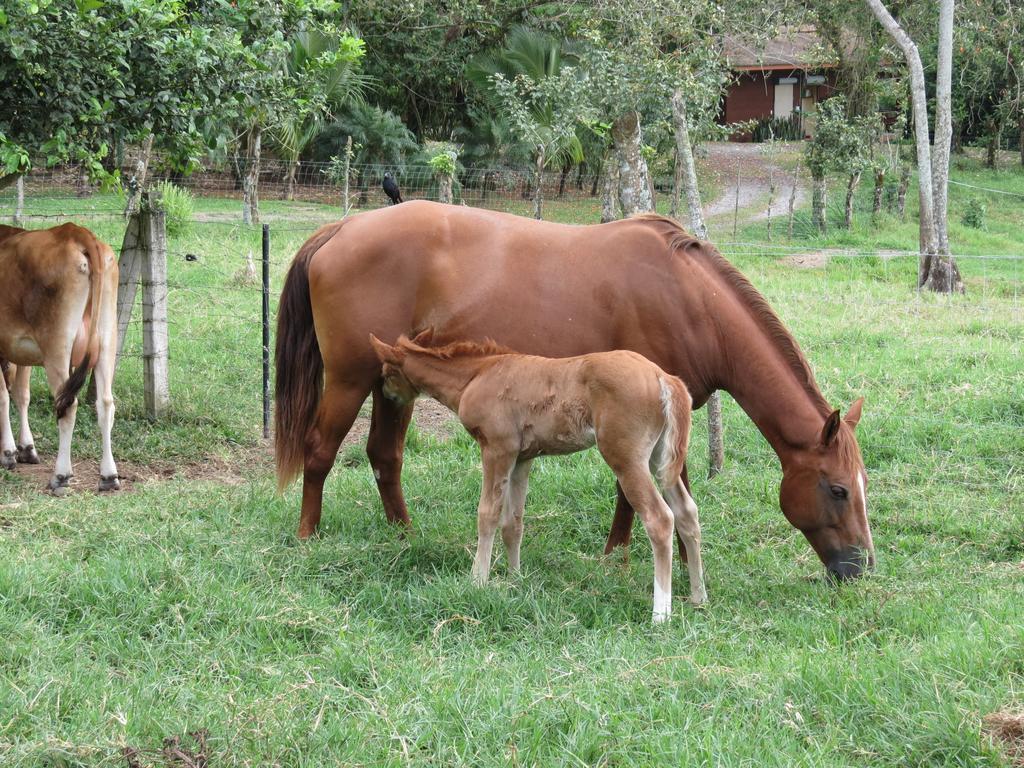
[262,223,271,439]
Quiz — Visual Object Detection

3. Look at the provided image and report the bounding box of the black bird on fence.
[382,172,403,205]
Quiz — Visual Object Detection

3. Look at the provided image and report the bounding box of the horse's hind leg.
[664,480,706,605]
[615,465,675,623]
[299,381,367,539]
[13,365,39,464]
[367,382,415,526]
[0,366,16,470]
[42,355,76,496]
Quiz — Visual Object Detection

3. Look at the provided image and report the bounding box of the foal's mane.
[631,213,832,417]
[399,337,515,360]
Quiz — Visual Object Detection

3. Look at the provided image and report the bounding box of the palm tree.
[466,26,586,217]
[270,28,369,200]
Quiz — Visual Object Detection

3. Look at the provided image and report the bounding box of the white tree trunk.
[14,175,24,226]
[864,0,938,263]
[612,111,654,215]
[532,146,545,220]
[932,0,954,257]
[439,173,454,205]
[670,90,723,479]
[600,148,621,223]
[670,91,708,238]
[124,133,154,220]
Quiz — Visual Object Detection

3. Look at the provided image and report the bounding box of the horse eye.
[829,485,848,500]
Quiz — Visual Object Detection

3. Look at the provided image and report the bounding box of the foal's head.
[778,398,874,581]
[368,333,423,404]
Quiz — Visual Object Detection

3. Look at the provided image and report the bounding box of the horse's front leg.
[0,365,16,470]
[472,448,516,585]
[367,382,415,526]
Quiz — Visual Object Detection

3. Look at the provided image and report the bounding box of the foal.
[369,333,706,623]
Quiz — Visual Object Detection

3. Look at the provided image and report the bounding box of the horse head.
[779,398,874,581]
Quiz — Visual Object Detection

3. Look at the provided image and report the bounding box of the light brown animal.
[276,202,872,582]
[370,333,705,623]
[0,223,120,494]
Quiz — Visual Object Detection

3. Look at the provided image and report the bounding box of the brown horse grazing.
[0,223,120,494]
[369,333,705,622]
[275,201,873,581]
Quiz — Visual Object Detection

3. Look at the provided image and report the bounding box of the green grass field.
[1,159,1022,766]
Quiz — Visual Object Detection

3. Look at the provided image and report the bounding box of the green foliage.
[961,198,988,230]
[154,181,195,237]
[315,103,419,170]
[805,97,880,178]
[428,150,458,177]
[751,115,803,142]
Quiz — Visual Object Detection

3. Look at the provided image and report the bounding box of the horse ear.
[820,409,842,447]
[368,334,400,364]
[410,327,434,346]
[844,397,864,430]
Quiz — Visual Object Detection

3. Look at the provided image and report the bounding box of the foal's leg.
[299,381,368,539]
[604,483,635,560]
[665,480,706,604]
[13,365,39,464]
[500,458,533,573]
[42,357,76,496]
[367,382,415,526]
[0,367,16,470]
[614,465,675,623]
[472,448,516,585]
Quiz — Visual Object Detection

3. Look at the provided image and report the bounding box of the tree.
[270,28,368,201]
[865,0,964,292]
[468,26,590,219]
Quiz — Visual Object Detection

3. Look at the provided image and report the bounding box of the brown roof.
[723,27,830,71]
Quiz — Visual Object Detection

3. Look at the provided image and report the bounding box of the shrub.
[752,115,802,142]
[961,198,987,230]
[154,181,195,237]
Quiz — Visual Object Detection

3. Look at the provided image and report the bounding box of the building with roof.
[721,27,837,141]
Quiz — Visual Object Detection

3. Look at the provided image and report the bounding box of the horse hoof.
[1,450,15,471]
[98,474,121,492]
[48,473,73,496]
[16,444,39,464]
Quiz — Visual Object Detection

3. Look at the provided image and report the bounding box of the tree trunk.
[611,111,654,215]
[532,146,545,220]
[812,171,827,232]
[438,172,454,205]
[590,167,600,197]
[864,0,939,274]
[872,168,885,216]
[897,162,910,218]
[285,159,297,201]
[931,0,954,257]
[575,164,585,191]
[788,162,800,239]
[670,91,708,239]
[124,133,154,220]
[557,162,570,198]
[844,171,861,229]
[600,149,621,223]
[242,127,262,225]
[669,91,723,478]
[14,176,24,227]
[342,136,352,217]
[986,116,1002,169]
[766,166,777,241]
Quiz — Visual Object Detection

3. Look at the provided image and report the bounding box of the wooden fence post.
[115,212,144,362]
[140,195,170,418]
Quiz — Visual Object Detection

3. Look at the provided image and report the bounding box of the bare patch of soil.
[984,711,1024,766]
[341,396,456,450]
[782,251,833,269]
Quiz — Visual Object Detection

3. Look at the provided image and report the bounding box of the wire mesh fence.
[1,158,1021,448]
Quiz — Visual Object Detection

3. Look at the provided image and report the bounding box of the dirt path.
[700,142,808,228]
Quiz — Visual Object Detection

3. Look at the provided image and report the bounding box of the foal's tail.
[274,221,345,491]
[653,374,693,487]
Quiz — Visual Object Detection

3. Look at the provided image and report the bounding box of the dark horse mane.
[631,213,832,417]
[400,337,515,360]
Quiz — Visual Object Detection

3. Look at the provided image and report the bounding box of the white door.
[774,83,794,119]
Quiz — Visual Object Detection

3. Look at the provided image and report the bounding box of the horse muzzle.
[825,546,874,581]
